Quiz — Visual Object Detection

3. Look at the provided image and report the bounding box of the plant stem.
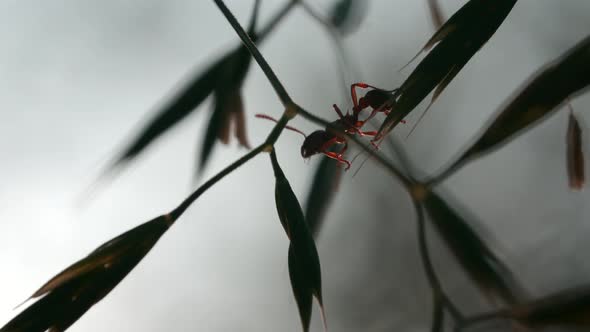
[170,144,266,220]
[214,0,293,106]
[413,199,464,322]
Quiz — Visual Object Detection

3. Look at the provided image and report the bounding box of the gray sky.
[1,1,590,331]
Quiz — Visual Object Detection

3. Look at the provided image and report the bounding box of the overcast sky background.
[1,1,590,331]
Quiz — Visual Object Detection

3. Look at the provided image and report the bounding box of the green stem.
[170,144,266,220]
[214,0,293,106]
[413,199,464,322]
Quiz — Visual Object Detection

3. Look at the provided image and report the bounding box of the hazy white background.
[1,1,590,331]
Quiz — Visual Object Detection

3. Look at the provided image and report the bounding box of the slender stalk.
[170,144,266,220]
[384,136,418,182]
[413,199,464,322]
[425,157,470,189]
[214,0,293,106]
[431,295,445,332]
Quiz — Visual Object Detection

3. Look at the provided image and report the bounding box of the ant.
[257,83,403,170]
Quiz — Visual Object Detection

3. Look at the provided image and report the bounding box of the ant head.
[301,130,329,158]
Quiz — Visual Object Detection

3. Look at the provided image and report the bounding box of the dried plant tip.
[233,93,251,149]
[215,90,250,149]
[195,4,258,175]
[567,110,585,190]
[270,150,324,332]
[1,215,173,332]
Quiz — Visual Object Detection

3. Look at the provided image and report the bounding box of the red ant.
[351,82,404,126]
[257,83,403,170]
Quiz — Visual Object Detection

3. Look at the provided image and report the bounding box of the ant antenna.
[352,152,373,178]
[255,114,307,138]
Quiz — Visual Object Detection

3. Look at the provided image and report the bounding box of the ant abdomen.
[359,89,392,111]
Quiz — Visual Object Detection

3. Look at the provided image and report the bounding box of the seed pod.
[270,150,326,332]
[1,215,174,332]
[436,35,590,183]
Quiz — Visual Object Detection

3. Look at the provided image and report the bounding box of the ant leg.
[337,141,348,157]
[358,131,378,137]
[318,139,351,169]
[381,111,406,124]
[322,151,351,170]
[351,82,369,109]
[353,130,383,150]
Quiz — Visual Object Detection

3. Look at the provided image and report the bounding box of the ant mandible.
[256,82,403,170]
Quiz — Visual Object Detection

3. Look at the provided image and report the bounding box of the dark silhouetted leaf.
[270,150,325,332]
[376,0,517,139]
[427,0,445,29]
[107,0,263,179]
[567,110,585,190]
[423,189,525,305]
[304,153,342,238]
[196,2,259,175]
[110,56,225,170]
[328,0,368,36]
[1,215,174,332]
[510,285,590,328]
[437,35,590,182]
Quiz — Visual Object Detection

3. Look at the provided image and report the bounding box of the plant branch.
[413,199,464,322]
[214,0,293,106]
[170,144,266,220]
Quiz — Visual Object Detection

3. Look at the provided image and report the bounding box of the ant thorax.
[326,114,358,137]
